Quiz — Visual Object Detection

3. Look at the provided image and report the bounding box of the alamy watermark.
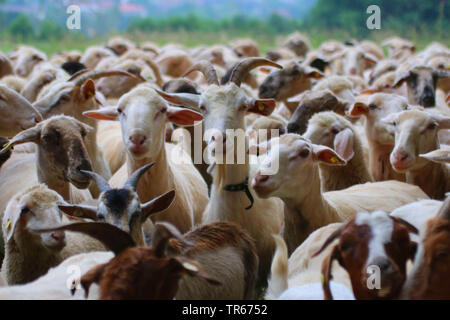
[367,5,381,30]
[66,5,81,30]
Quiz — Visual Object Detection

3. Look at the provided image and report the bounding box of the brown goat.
[401,196,450,299]
[34,220,258,300]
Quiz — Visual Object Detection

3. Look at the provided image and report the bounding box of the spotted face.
[318,211,418,300]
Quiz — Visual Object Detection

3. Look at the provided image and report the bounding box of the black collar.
[224,177,254,210]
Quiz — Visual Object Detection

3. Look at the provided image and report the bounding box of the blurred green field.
[1,29,449,56]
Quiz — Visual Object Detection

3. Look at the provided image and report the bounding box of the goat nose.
[51,232,64,242]
[371,257,393,273]
[254,174,269,185]
[130,133,146,146]
[77,159,92,172]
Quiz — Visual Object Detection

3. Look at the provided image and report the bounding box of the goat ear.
[141,190,176,221]
[152,222,193,258]
[433,69,450,79]
[174,256,222,286]
[305,67,324,79]
[83,106,118,121]
[79,262,109,299]
[58,204,98,221]
[81,79,96,100]
[4,202,26,242]
[312,144,347,166]
[364,53,379,65]
[247,99,276,116]
[420,149,450,164]
[0,125,41,155]
[359,88,379,95]
[166,106,203,126]
[390,216,419,235]
[347,102,369,118]
[321,245,342,300]
[434,114,450,130]
[155,89,201,109]
[334,128,354,162]
[392,71,411,88]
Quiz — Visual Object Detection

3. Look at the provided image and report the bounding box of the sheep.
[35,220,258,300]
[32,70,141,197]
[154,58,286,287]
[0,251,112,299]
[258,61,324,113]
[286,89,349,135]
[0,53,13,78]
[0,84,43,137]
[252,134,428,255]
[400,196,450,299]
[346,93,411,181]
[368,59,397,85]
[392,64,450,108]
[303,111,372,191]
[106,36,136,56]
[80,46,115,70]
[1,185,67,284]
[0,115,95,259]
[384,109,450,199]
[8,46,47,78]
[359,40,385,61]
[313,75,357,104]
[83,85,209,234]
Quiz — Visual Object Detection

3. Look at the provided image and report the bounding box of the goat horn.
[183,61,219,86]
[438,196,450,221]
[124,162,155,191]
[30,222,135,255]
[229,57,282,87]
[69,70,145,87]
[141,58,164,87]
[80,170,111,193]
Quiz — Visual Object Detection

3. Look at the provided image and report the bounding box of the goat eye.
[331,128,339,135]
[21,207,30,214]
[161,107,167,114]
[299,149,310,158]
[369,104,378,110]
[427,123,437,130]
[117,108,122,114]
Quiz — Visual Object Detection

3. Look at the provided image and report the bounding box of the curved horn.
[141,57,164,87]
[80,170,111,193]
[438,196,450,221]
[69,70,145,87]
[30,222,135,255]
[124,162,155,191]
[229,57,282,86]
[183,61,219,86]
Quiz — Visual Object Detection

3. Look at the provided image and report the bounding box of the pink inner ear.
[314,145,346,166]
[334,128,355,162]
[347,103,368,117]
[167,107,203,126]
[248,99,276,116]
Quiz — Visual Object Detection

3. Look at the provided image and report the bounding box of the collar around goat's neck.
[224,177,254,210]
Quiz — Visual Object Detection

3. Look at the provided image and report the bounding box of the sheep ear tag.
[5,219,11,231]
[248,99,276,116]
[0,141,13,155]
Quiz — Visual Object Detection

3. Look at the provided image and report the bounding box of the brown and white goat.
[35,221,258,300]
[314,211,418,300]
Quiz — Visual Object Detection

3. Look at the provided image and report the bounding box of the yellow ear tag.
[2,142,12,151]
[330,156,339,164]
[321,274,325,284]
[5,219,11,230]
[182,262,198,272]
[258,103,265,112]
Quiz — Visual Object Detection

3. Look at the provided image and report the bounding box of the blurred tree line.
[303,0,449,37]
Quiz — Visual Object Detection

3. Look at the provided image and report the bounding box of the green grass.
[1,29,449,56]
